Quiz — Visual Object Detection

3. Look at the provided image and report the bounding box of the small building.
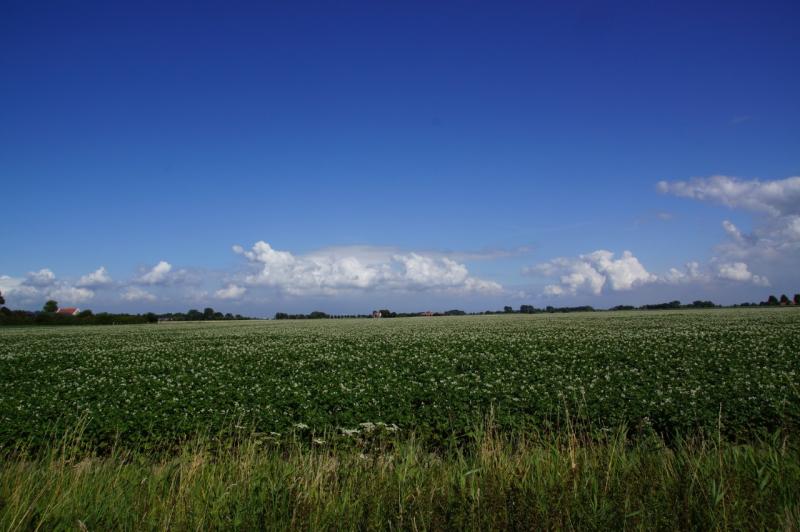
[56,307,80,316]
[371,310,382,318]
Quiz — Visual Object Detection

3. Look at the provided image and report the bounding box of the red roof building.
[56,307,80,316]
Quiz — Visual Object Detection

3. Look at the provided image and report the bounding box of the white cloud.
[530,250,656,296]
[722,220,744,243]
[137,261,173,285]
[716,262,770,286]
[659,175,800,258]
[48,286,94,303]
[659,175,798,285]
[662,261,709,284]
[121,287,157,302]
[534,247,772,296]
[25,268,56,287]
[3,271,97,305]
[234,241,502,296]
[77,266,112,288]
[657,175,800,217]
[0,275,39,300]
[215,284,246,300]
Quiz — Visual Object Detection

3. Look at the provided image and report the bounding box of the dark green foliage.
[43,300,58,313]
[0,311,159,326]
[640,300,682,310]
[2,309,799,451]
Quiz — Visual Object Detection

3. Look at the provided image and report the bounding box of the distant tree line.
[631,300,717,311]
[744,294,800,306]
[158,307,250,321]
[0,295,252,326]
[274,311,332,320]
[0,306,159,326]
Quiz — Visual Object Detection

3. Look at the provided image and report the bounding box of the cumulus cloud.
[234,241,502,296]
[121,287,157,302]
[529,250,656,296]
[1,270,95,305]
[0,275,39,299]
[716,262,770,286]
[48,286,94,303]
[215,284,246,300]
[137,261,172,284]
[531,247,771,297]
[77,266,112,288]
[661,261,709,284]
[25,268,56,287]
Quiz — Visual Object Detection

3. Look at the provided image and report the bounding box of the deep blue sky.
[2,1,799,313]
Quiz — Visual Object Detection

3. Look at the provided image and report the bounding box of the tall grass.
[1,422,799,530]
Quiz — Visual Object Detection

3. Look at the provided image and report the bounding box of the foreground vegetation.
[1,309,799,528]
[2,423,799,530]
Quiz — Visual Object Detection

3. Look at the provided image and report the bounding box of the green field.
[2,309,799,448]
[2,309,800,529]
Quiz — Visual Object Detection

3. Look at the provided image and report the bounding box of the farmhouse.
[56,307,80,316]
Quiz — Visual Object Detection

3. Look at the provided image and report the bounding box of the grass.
[2,421,799,530]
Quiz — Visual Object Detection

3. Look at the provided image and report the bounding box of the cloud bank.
[659,174,798,283]
[234,241,503,297]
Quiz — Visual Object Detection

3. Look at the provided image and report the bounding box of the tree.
[503,306,513,313]
[767,295,779,306]
[0,291,4,306]
[780,294,791,305]
[77,309,93,318]
[203,307,215,320]
[520,305,535,314]
[794,294,800,305]
[43,300,58,313]
[187,309,203,320]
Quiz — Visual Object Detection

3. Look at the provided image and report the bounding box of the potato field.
[1,309,799,449]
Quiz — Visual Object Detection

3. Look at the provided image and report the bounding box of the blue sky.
[2,0,799,314]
